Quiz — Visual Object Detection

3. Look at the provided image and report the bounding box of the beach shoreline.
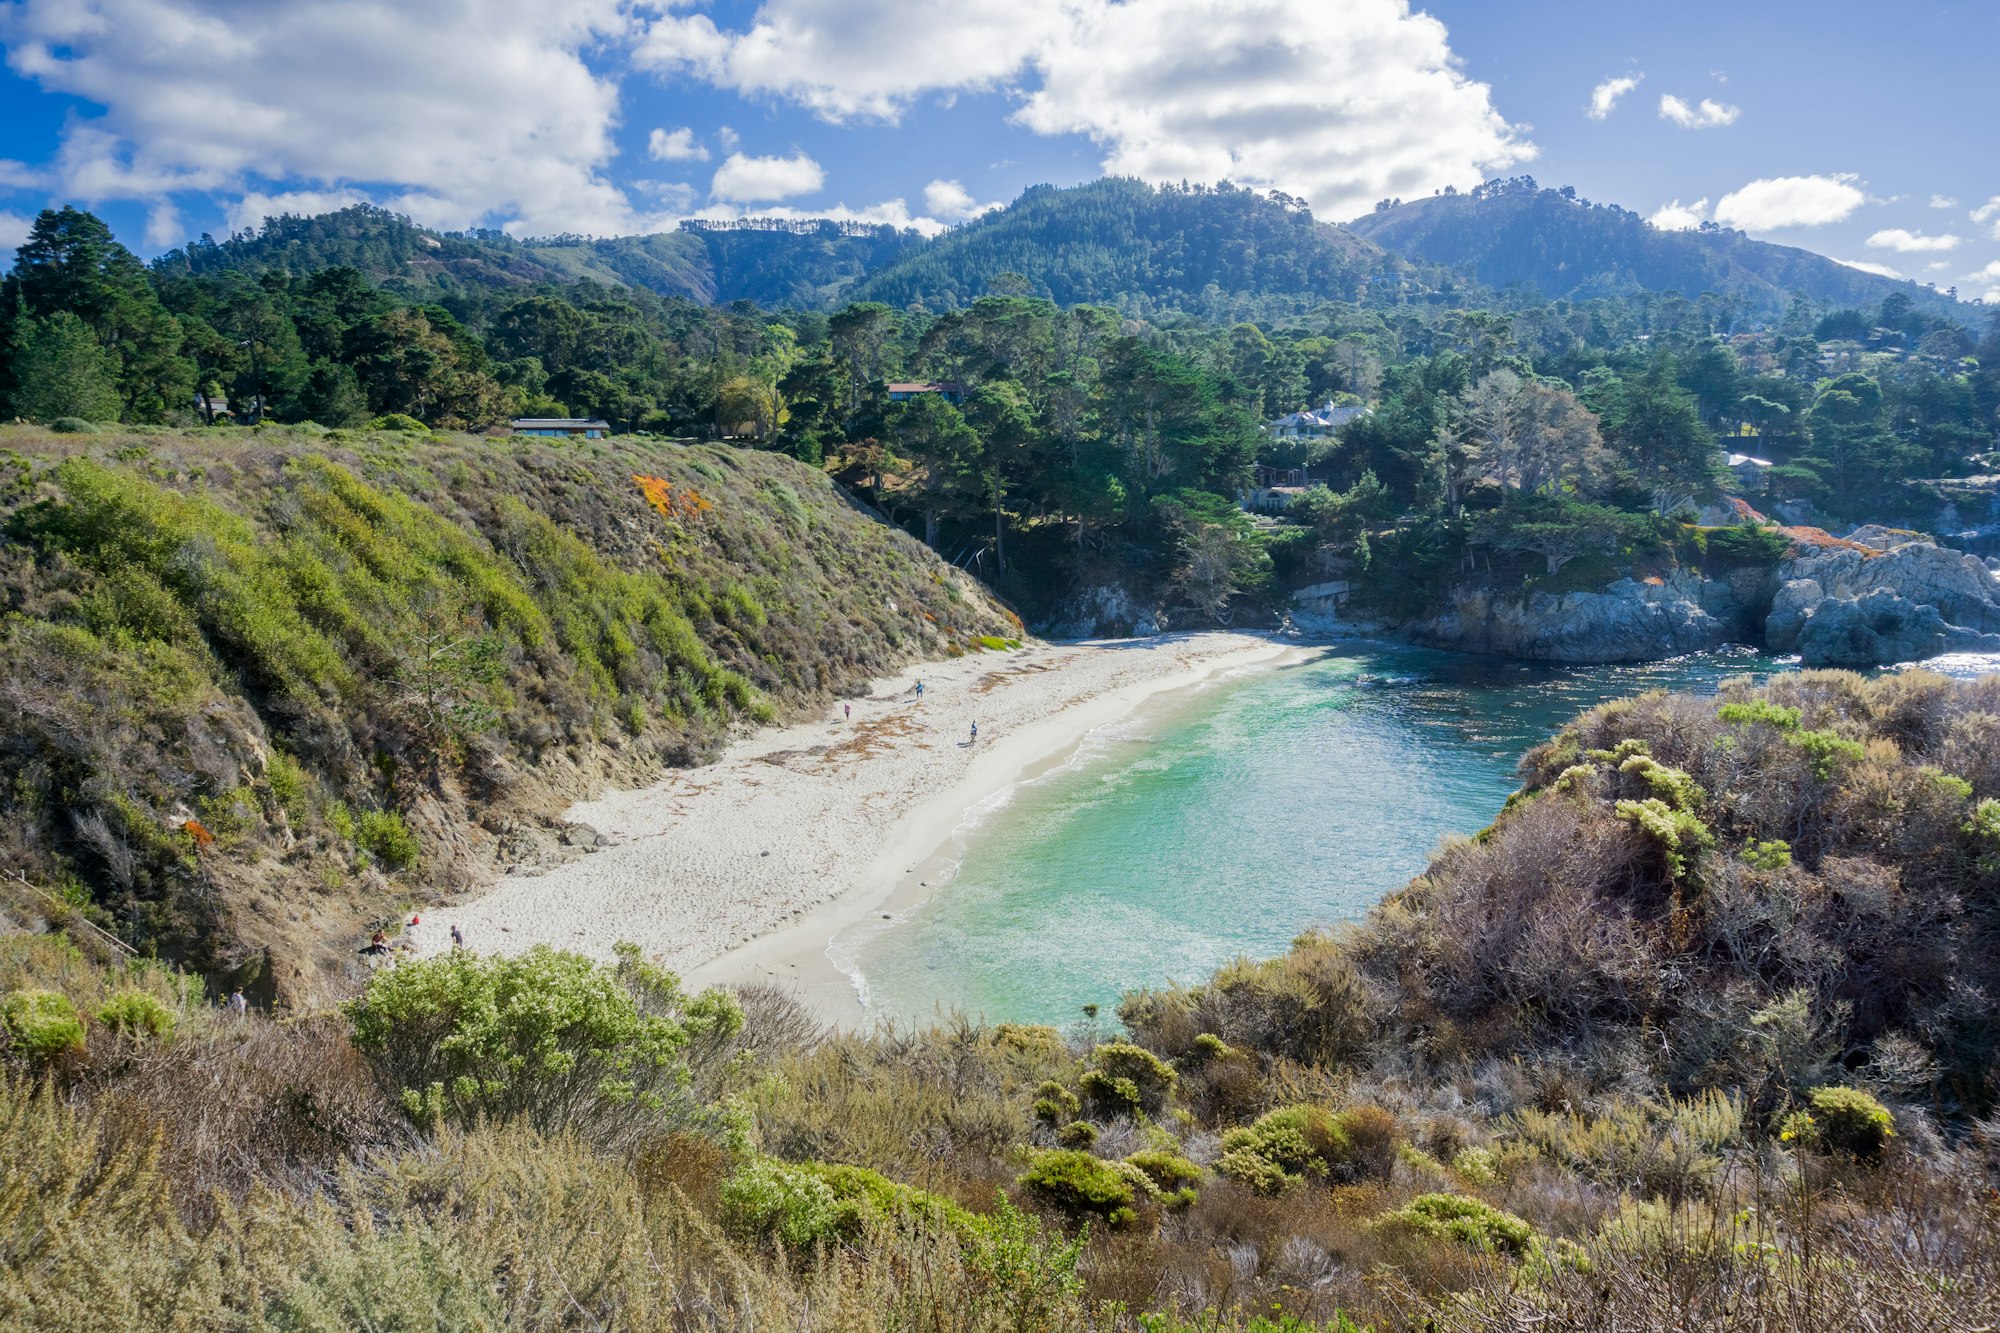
[409,632,1315,1025]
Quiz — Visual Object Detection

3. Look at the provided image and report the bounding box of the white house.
[1263,401,1368,440]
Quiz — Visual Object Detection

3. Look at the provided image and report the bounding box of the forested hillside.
[5,204,1998,648]
[1348,178,1972,323]
[153,205,925,308]
[848,178,1440,315]
[0,423,1013,1000]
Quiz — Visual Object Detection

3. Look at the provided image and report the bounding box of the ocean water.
[839,642,2000,1027]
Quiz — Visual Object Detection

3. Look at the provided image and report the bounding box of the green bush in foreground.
[344,942,741,1146]
[1,989,86,1060]
[1215,1104,1353,1194]
[1380,1192,1538,1256]
[1018,1148,1157,1228]
[1783,1085,1896,1162]
[94,990,176,1040]
[1079,1040,1177,1117]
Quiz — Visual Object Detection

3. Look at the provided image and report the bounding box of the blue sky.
[1,0,1996,301]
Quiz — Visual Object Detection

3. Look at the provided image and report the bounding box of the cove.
[837,643,1993,1028]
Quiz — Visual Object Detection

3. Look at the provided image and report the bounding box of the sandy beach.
[408,632,1310,1024]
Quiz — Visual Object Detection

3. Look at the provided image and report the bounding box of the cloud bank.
[1714,175,1865,231]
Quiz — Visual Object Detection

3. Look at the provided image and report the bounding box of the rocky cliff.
[1405,529,2000,667]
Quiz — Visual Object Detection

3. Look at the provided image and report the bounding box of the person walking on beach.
[915,680,924,700]
[844,702,851,721]
[229,988,247,1018]
[450,924,464,949]
[969,721,978,744]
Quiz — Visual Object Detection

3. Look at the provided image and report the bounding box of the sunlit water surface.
[839,642,2000,1027]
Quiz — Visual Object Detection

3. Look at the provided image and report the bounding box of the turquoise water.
[841,643,1996,1027]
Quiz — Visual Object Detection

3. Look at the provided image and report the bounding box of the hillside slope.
[1346,180,1975,321]
[851,177,1431,313]
[151,206,924,307]
[0,424,1012,1000]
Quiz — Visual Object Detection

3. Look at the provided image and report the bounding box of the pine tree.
[7,311,124,423]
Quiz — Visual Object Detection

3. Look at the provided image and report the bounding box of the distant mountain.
[1344,179,1975,323]
[151,180,1983,327]
[847,177,1442,313]
[152,205,924,307]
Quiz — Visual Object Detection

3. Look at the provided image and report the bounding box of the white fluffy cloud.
[1647,198,1709,231]
[1865,228,1960,253]
[1837,258,1903,280]
[923,179,1005,222]
[0,209,32,260]
[1930,194,1958,210]
[709,152,827,203]
[1587,75,1641,120]
[225,189,370,235]
[645,0,1532,220]
[1973,197,2000,239]
[1017,0,1531,220]
[648,128,710,163]
[1658,95,1740,129]
[636,0,1071,122]
[0,0,643,239]
[1714,174,1866,231]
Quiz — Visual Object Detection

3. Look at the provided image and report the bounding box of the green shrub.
[344,943,742,1146]
[355,809,419,871]
[1718,699,1802,732]
[1743,838,1793,871]
[95,990,176,1040]
[1057,1120,1098,1149]
[1793,728,1866,780]
[1017,1149,1154,1228]
[368,413,428,433]
[1703,524,1793,568]
[1615,797,1715,877]
[1032,1080,1081,1126]
[265,751,310,827]
[1079,1041,1176,1117]
[1788,1085,1896,1162]
[49,417,101,435]
[1380,1192,1538,1256]
[720,1157,841,1247]
[1123,1149,1201,1208]
[1,989,87,1059]
[1215,1105,1353,1194]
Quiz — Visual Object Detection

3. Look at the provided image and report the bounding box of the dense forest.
[1347,177,1974,324]
[3,201,1995,633]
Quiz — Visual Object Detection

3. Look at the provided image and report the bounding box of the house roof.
[885,381,965,394]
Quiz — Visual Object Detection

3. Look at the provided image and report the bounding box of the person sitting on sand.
[362,929,389,956]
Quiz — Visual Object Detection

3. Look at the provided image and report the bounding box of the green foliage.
[1017,1148,1155,1228]
[1079,1041,1177,1117]
[1793,728,1865,780]
[1380,1192,1538,1256]
[1703,523,1793,568]
[1216,1105,1356,1194]
[354,809,418,872]
[1031,1079,1081,1126]
[344,943,741,1144]
[1,989,86,1060]
[719,1156,839,1248]
[93,990,175,1040]
[1123,1149,1201,1208]
[1743,839,1794,871]
[1615,798,1716,877]
[1719,699,1802,732]
[1788,1085,1896,1162]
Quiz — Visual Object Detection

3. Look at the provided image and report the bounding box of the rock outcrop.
[1766,537,2000,666]
[1410,571,1741,663]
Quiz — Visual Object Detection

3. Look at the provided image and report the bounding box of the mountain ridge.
[150,178,1985,325]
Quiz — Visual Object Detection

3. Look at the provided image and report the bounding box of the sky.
[0,0,1996,302]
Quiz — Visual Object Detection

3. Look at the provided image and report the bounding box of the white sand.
[408,632,1308,1024]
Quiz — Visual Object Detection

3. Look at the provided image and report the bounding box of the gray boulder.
[1765,535,2000,665]
[1412,571,1733,662]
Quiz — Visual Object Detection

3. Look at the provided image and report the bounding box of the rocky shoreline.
[1054,524,2000,670]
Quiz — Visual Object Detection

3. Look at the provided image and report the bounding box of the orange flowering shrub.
[182,819,216,850]
[635,475,712,524]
